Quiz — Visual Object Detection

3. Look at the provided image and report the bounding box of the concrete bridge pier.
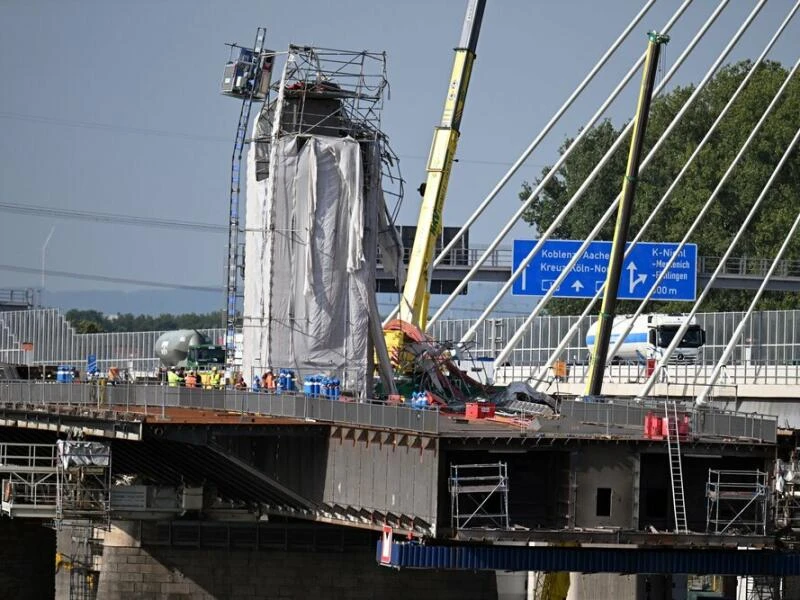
[66,520,498,600]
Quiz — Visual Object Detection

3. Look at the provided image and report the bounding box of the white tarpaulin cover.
[56,440,110,469]
[243,132,392,393]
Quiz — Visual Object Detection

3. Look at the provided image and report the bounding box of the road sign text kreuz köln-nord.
[512,239,697,301]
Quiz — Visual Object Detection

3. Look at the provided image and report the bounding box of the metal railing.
[557,397,777,443]
[0,381,440,435]
[0,380,777,442]
[0,443,59,514]
[495,362,800,388]
[378,247,800,277]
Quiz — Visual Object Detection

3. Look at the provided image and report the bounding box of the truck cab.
[185,344,225,371]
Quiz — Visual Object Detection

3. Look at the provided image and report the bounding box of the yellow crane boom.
[397,0,486,329]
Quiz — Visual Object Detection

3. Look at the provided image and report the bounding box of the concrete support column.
[94,520,499,599]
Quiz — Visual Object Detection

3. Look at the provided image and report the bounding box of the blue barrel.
[63,367,74,383]
[286,370,295,391]
[303,376,314,396]
[56,366,64,383]
[331,377,340,400]
[278,370,286,390]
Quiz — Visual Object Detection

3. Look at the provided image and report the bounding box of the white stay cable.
[637,117,800,402]
[485,0,758,364]
[695,208,800,404]
[640,59,800,396]
[443,0,734,340]
[420,0,698,330]
[380,0,660,328]
[604,5,799,364]
[528,0,800,390]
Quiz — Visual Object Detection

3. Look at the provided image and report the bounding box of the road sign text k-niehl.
[512,239,697,301]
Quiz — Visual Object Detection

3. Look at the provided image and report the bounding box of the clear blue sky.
[0,1,796,313]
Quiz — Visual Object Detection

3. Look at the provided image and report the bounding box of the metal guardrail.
[0,381,776,443]
[557,397,777,443]
[0,288,37,308]
[0,381,440,435]
[497,363,800,388]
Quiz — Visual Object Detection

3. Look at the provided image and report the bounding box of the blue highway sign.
[512,239,697,301]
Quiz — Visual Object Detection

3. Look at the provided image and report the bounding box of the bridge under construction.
[1,0,800,598]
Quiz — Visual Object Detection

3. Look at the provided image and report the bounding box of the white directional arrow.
[627,262,647,294]
[571,280,584,293]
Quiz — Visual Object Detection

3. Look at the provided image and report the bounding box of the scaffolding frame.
[743,575,780,600]
[0,442,59,518]
[55,440,112,528]
[705,469,768,535]
[254,45,401,208]
[449,462,510,530]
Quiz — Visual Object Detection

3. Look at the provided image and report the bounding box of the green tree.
[65,310,223,332]
[74,320,104,334]
[520,60,800,315]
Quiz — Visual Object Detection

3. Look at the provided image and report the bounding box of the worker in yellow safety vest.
[167,367,183,387]
[210,367,222,390]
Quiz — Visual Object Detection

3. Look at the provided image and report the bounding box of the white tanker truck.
[585,314,706,364]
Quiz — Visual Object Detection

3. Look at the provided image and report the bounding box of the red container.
[644,413,664,439]
[677,414,691,439]
[646,358,656,377]
[465,402,495,419]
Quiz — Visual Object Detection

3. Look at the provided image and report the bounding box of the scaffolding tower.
[249,45,396,194]
[449,462,510,530]
[0,441,110,600]
[705,469,768,536]
[240,43,403,382]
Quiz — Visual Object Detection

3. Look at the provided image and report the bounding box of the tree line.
[519,60,799,315]
[65,309,223,334]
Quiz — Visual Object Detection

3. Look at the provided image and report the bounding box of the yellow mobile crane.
[396,0,486,331]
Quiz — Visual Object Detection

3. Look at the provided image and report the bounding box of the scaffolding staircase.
[223,27,267,370]
[665,400,688,533]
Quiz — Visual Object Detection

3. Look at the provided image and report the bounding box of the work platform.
[0,380,782,549]
[0,380,777,443]
[0,379,796,587]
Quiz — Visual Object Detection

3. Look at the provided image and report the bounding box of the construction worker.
[210,367,222,390]
[167,367,183,387]
[235,374,247,390]
[263,369,275,393]
[185,371,197,388]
